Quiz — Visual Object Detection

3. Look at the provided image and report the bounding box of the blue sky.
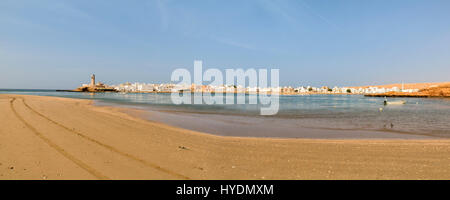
[1,0,450,89]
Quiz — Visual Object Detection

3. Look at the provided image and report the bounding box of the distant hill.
[351,82,450,90]
[364,83,450,98]
[419,84,450,97]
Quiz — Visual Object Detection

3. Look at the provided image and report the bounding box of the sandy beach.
[1,94,450,180]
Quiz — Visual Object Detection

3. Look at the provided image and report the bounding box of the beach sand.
[1,94,449,180]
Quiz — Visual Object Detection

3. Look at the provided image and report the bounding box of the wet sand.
[130,109,437,139]
[1,94,450,180]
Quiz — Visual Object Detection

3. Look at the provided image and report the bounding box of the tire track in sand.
[10,98,110,180]
[19,98,191,180]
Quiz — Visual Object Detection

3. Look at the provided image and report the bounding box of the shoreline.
[1,94,450,180]
[117,107,439,140]
[94,100,446,140]
[10,93,442,140]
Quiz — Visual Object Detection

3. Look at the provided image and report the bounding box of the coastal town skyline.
[78,73,430,95]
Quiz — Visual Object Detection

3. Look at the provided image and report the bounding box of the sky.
[1,0,450,89]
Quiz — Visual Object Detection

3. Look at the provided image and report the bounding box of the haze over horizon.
[1,0,450,89]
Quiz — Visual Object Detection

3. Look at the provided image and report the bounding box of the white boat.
[383,97,406,105]
[385,100,406,105]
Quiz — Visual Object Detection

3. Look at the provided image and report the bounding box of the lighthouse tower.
[90,74,96,87]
